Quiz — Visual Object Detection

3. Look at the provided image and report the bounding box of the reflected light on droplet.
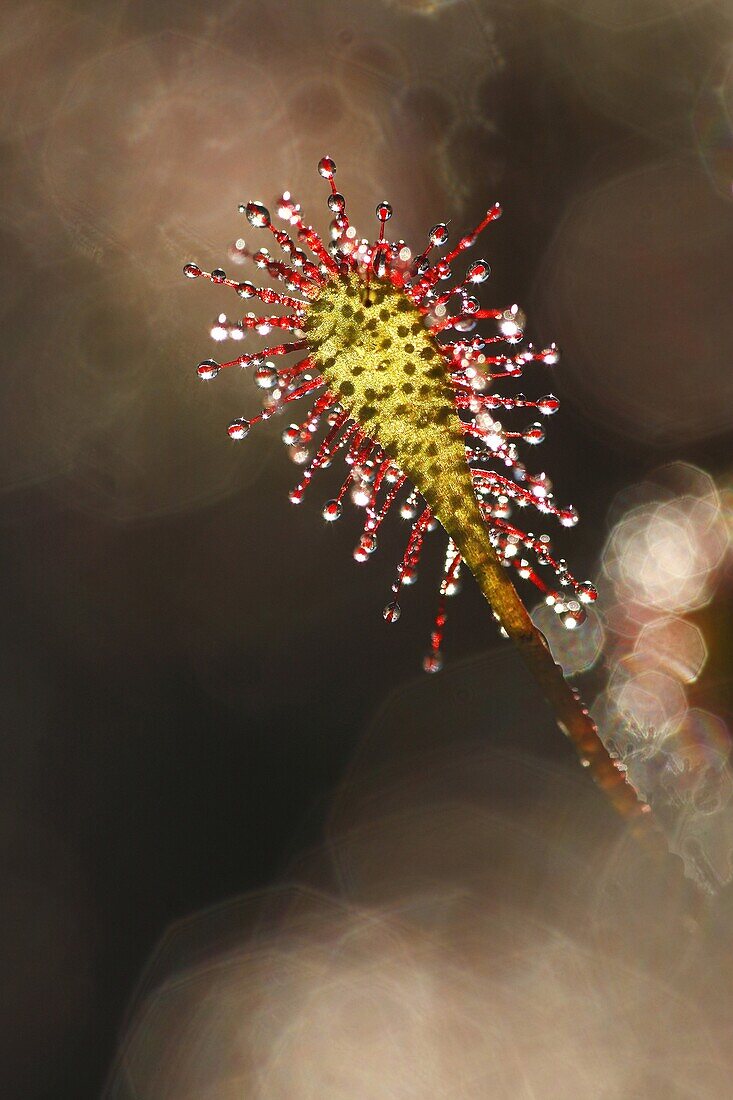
[531,601,605,676]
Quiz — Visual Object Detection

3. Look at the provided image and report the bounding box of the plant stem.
[457,520,671,859]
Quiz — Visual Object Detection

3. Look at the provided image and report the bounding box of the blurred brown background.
[1,0,732,1096]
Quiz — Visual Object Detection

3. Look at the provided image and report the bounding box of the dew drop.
[183,262,201,279]
[383,601,401,623]
[538,394,560,415]
[578,580,598,604]
[423,651,443,673]
[255,363,278,389]
[227,418,250,440]
[523,423,545,445]
[322,499,342,522]
[318,155,336,179]
[277,192,298,220]
[245,201,270,228]
[360,532,378,554]
[197,359,220,380]
[561,601,586,629]
[411,256,430,278]
[210,315,228,341]
[467,259,490,283]
[350,483,371,507]
[499,305,526,338]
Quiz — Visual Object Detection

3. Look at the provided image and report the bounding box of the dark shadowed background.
[1,1,732,1097]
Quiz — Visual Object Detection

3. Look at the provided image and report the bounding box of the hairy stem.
[457,521,671,858]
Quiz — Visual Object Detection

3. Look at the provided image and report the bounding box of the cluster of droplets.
[184,156,594,668]
[444,310,593,627]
